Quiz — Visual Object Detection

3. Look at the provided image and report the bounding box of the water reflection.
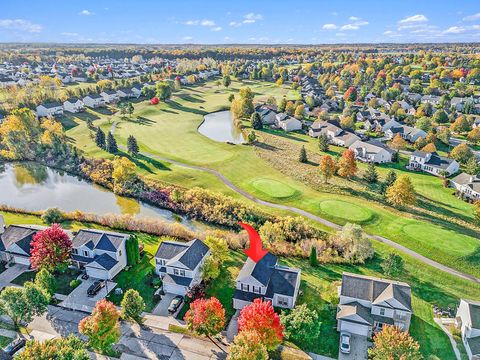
[0,162,194,228]
[198,111,246,144]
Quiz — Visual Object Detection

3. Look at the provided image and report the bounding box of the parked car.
[340,332,351,354]
[87,280,105,297]
[168,296,184,314]
[4,337,26,356]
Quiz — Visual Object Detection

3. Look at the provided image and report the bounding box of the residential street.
[29,306,227,360]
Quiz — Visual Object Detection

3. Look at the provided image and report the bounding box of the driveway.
[59,278,117,313]
[0,264,29,289]
[338,334,369,360]
[152,293,181,317]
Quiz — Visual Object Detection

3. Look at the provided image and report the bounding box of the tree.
[125,235,140,266]
[79,299,121,353]
[364,162,378,183]
[299,146,308,163]
[227,330,268,360]
[381,253,405,277]
[450,143,474,164]
[250,112,263,130]
[222,75,231,88]
[277,97,287,113]
[381,170,397,194]
[280,304,322,348]
[465,157,479,175]
[112,156,136,189]
[337,149,357,178]
[0,282,49,328]
[201,236,229,282]
[332,223,374,264]
[450,115,471,133]
[294,104,305,119]
[421,142,437,153]
[344,86,357,102]
[228,93,235,102]
[475,201,480,224]
[35,269,56,297]
[247,131,256,144]
[415,117,433,132]
[127,103,134,118]
[369,326,422,360]
[184,297,225,338]
[309,246,317,267]
[95,127,106,149]
[231,87,254,120]
[318,133,330,152]
[106,132,118,153]
[155,82,172,101]
[340,115,355,130]
[16,335,89,360]
[41,207,64,225]
[121,289,145,323]
[467,127,480,145]
[31,224,72,272]
[386,174,416,207]
[390,133,407,151]
[319,155,337,183]
[127,135,139,156]
[237,298,283,351]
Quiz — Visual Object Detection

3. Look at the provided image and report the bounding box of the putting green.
[401,223,478,256]
[319,199,374,222]
[251,178,298,198]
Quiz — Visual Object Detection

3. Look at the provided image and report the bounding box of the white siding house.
[408,151,459,177]
[63,98,84,113]
[83,94,105,108]
[36,102,64,117]
[456,299,480,359]
[349,140,394,163]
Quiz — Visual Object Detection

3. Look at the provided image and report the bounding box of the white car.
[340,332,351,354]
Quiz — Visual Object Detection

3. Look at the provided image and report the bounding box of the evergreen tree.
[318,133,329,152]
[381,170,397,194]
[250,112,263,130]
[309,247,317,267]
[106,132,118,153]
[127,103,134,117]
[127,135,139,157]
[299,146,308,163]
[95,128,106,149]
[364,162,378,183]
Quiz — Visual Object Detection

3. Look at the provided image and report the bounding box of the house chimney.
[0,214,5,234]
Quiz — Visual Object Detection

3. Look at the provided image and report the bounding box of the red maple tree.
[184,297,225,337]
[237,298,283,351]
[343,86,358,102]
[30,224,72,272]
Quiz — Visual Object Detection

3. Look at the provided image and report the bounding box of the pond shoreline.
[198,110,246,144]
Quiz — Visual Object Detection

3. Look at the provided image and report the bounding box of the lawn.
[0,335,12,348]
[10,268,82,295]
[62,78,480,280]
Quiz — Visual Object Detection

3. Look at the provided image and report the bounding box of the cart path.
[133,148,480,285]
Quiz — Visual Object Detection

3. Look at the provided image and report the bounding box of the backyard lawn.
[10,268,82,295]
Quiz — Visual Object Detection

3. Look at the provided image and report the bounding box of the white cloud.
[463,13,480,21]
[339,17,369,31]
[79,10,94,16]
[354,21,369,26]
[322,23,338,30]
[0,19,42,33]
[182,36,193,41]
[229,21,241,27]
[243,13,263,24]
[399,14,428,24]
[340,24,359,31]
[61,32,78,37]
[211,26,222,32]
[384,30,393,35]
[331,12,338,16]
[184,19,215,27]
[349,16,360,21]
[443,26,465,34]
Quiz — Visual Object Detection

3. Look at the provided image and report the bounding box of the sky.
[0,0,479,44]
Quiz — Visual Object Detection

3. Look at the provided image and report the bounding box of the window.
[72,248,78,255]
[118,250,122,256]
[380,308,385,316]
[83,250,89,257]
[277,296,289,307]
[252,286,261,294]
[241,283,249,292]
[174,268,185,277]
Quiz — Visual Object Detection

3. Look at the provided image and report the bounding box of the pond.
[0,162,194,228]
[198,110,246,144]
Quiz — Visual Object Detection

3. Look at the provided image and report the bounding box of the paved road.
[135,151,480,285]
[29,305,227,360]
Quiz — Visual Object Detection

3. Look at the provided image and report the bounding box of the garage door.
[14,256,30,266]
[86,267,108,280]
[340,320,370,337]
[164,283,187,296]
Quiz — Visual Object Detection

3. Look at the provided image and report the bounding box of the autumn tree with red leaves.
[237,298,283,351]
[344,86,357,102]
[184,297,226,338]
[30,224,72,272]
[337,149,358,178]
[79,299,121,354]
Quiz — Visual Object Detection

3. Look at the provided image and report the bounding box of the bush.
[152,277,162,288]
[70,279,81,289]
[41,208,64,224]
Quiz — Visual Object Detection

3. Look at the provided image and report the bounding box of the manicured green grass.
[10,268,81,295]
[250,178,299,199]
[10,271,36,286]
[0,335,12,348]
[319,199,374,223]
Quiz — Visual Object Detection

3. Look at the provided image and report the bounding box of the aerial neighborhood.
[0,2,479,359]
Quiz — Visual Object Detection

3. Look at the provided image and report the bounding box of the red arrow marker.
[239,222,268,263]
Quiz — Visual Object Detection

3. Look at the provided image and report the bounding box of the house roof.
[155,241,189,259]
[163,273,193,287]
[463,299,480,329]
[350,140,395,155]
[265,267,300,297]
[340,272,412,311]
[337,301,372,325]
[39,101,63,109]
[85,94,103,100]
[88,253,118,271]
[0,225,43,255]
[154,239,209,271]
[467,336,480,356]
[65,97,82,104]
[238,253,277,286]
[72,229,128,252]
[412,151,456,169]
[451,173,480,192]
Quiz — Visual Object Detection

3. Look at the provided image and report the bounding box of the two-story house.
[349,140,395,164]
[450,173,480,201]
[71,229,129,280]
[36,102,64,118]
[385,125,427,143]
[232,253,301,310]
[336,273,412,338]
[0,224,45,266]
[83,94,105,108]
[275,113,302,132]
[100,90,120,104]
[308,120,360,147]
[63,98,85,113]
[154,239,210,296]
[408,151,459,177]
[456,299,480,359]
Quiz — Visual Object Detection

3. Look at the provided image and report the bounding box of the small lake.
[198,111,245,144]
[0,162,194,228]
